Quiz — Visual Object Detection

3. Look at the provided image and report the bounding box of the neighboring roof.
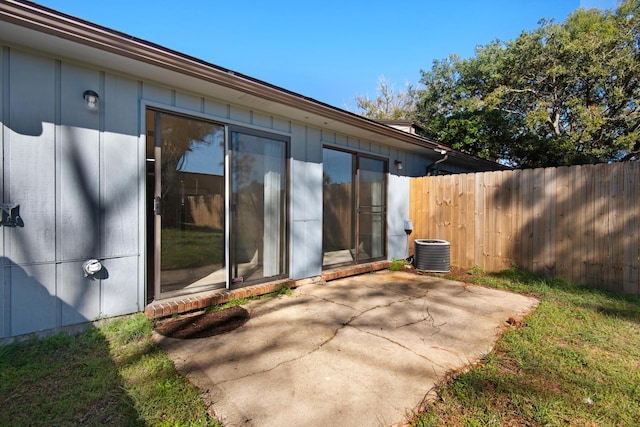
[0,0,508,171]
[376,120,425,133]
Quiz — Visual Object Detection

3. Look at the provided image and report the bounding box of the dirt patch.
[405,263,472,282]
[154,306,250,339]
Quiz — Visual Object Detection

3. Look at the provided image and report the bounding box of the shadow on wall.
[3,123,137,339]
[0,256,102,340]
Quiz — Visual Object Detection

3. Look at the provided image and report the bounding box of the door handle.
[154,196,162,215]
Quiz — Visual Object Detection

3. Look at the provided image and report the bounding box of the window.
[322,147,387,267]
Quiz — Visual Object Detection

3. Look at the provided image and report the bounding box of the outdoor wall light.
[395,160,404,170]
[83,90,100,111]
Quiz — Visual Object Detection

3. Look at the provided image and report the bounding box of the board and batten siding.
[1,48,142,337]
[1,43,419,338]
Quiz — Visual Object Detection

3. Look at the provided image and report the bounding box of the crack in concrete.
[352,325,448,370]
[361,282,431,300]
[215,293,429,385]
[301,294,357,310]
[396,301,447,335]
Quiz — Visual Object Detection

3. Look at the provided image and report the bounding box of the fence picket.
[409,163,639,295]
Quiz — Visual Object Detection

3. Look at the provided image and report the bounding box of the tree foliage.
[353,75,417,120]
[412,0,639,167]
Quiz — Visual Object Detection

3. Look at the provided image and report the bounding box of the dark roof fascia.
[1,0,507,171]
[376,119,425,131]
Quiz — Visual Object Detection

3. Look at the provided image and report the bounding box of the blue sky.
[36,0,618,110]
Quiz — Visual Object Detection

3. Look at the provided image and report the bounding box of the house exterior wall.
[0,43,430,339]
[1,48,142,338]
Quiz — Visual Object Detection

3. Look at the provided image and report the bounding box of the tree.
[414,0,639,167]
[352,76,417,120]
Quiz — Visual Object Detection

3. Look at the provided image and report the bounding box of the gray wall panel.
[60,63,101,129]
[104,74,139,136]
[204,99,229,120]
[290,219,322,279]
[272,117,290,133]
[348,136,361,151]
[175,92,202,112]
[141,83,172,105]
[290,127,322,222]
[305,127,322,164]
[321,130,335,144]
[6,50,56,265]
[103,74,140,257]
[252,111,272,129]
[10,263,57,336]
[289,124,323,278]
[58,63,101,261]
[387,175,411,260]
[58,126,100,260]
[291,158,322,221]
[102,132,139,257]
[336,134,349,149]
[229,105,251,124]
[305,161,323,221]
[58,261,100,326]
[0,266,5,338]
[1,46,5,261]
[100,256,139,317]
[290,123,306,161]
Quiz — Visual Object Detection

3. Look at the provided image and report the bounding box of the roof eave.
[0,0,507,170]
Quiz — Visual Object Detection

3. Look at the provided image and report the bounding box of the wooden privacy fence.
[409,162,640,295]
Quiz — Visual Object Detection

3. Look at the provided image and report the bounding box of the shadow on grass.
[490,266,640,323]
[0,327,144,426]
[1,313,220,426]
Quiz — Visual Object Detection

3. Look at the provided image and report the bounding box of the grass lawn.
[0,287,291,426]
[161,226,224,271]
[412,266,640,426]
[1,269,638,426]
[0,314,221,426]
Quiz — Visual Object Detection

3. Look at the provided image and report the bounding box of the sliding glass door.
[322,148,387,267]
[146,110,289,300]
[147,110,226,298]
[230,128,288,285]
[357,156,386,261]
[322,149,355,265]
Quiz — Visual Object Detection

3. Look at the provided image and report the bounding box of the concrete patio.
[154,270,539,427]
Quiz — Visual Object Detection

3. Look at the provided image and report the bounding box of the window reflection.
[153,112,226,295]
[322,148,355,266]
[322,148,387,266]
[230,130,288,284]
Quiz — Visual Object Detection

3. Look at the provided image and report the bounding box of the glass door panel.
[357,157,386,262]
[322,148,355,266]
[322,149,386,267]
[150,111,226,296]
[230,129,287,285]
